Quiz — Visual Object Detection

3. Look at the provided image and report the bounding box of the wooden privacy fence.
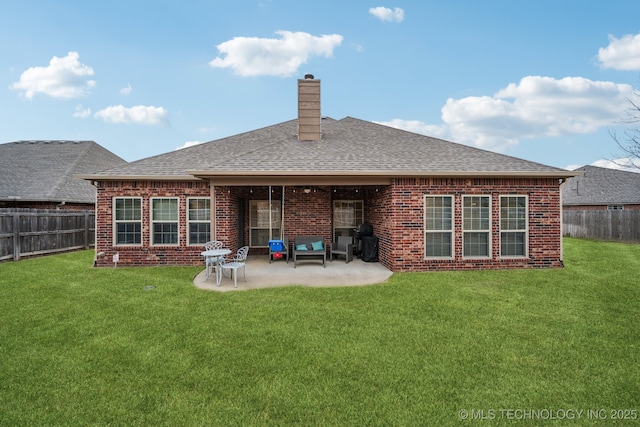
[0,209,95,261]
[563,209,640,243]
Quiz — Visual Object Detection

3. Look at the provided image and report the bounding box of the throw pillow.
[311,241,324,250]
[296,244,308,250]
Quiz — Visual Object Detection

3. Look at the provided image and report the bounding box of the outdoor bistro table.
[201,248,231,281]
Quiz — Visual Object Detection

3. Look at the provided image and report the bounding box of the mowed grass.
[0,238,638,426]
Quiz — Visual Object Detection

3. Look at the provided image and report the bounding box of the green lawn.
[1,238,639,426]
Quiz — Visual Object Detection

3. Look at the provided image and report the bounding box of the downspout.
[90,181,99,266]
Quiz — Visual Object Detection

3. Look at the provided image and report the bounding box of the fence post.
[84,211,90,249]
[13,213,20,261]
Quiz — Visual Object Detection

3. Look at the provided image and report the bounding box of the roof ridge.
[582,164,640,176]
[45,141,93,199]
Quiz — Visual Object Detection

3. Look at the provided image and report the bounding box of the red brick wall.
[283,187,333,242]
[94,178,564,271]
[374,177,563,272]
[364,185,392,265]
[95,180,211,267]
[213,186,238,251]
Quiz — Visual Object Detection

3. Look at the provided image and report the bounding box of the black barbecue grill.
[355,223,378,262]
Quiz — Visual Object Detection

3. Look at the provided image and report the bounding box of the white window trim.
[150,197,180,246]
[249,200,281,248]
[333,200,364,240]
[462,195,492,259]
[423,195,454,259]
[607,205,624,210]
[499,195,529,259]
[113,197,142,247]
[187,197,211,246]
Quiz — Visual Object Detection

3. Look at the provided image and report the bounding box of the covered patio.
[203,182,390,268]
[193,254,393,292]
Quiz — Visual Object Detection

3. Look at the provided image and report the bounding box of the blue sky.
[2,1,640,172]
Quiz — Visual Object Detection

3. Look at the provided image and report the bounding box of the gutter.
[77,169,583,184]
[186,169,582,178]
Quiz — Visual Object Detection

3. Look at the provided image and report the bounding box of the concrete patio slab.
[193,255,393,292]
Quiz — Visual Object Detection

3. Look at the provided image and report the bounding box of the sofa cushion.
[311,241,324,250]
[295,244,308,251]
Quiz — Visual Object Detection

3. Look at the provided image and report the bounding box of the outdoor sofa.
[293,235,326,268]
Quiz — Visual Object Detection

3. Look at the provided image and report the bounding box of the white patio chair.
[204,240,224,279]
[218,246,249,288]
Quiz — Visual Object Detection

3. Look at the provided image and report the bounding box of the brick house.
[562,165,640,210]
[562,165,640,243]
[81,76,577,271]
[0,140,126,210]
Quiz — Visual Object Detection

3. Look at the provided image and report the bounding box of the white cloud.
[120,83,133,95]
[10,51,96,99]
[209,30,343,77]
[592,158,640,172]
[567,158,640,173]
[384,76,633,152]
[598,33,640,71]
[381,76,634,152]
[94,105,169,126]
[73,104,91,119]
[176,141,203,150]
[369,6,405,22]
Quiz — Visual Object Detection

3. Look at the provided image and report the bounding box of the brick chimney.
[297,74,321,141]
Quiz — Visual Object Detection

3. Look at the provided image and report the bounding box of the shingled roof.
[0,140,126,204]
[562,165,640,206]
[80,117,575,183]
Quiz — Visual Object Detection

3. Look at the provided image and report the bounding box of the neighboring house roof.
[562,165,640,206]
[80,117,575,183]
[0,140,127,204]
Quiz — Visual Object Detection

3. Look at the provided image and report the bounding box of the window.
[607,205,624,210]
[151,198,179,245]
[249,200,280,247]
[188,198,210,245]
[114,197,141,245]
[500,196,528,257]
[333,200,364,241]
[424,195,453,258]
[463,195,491,258]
